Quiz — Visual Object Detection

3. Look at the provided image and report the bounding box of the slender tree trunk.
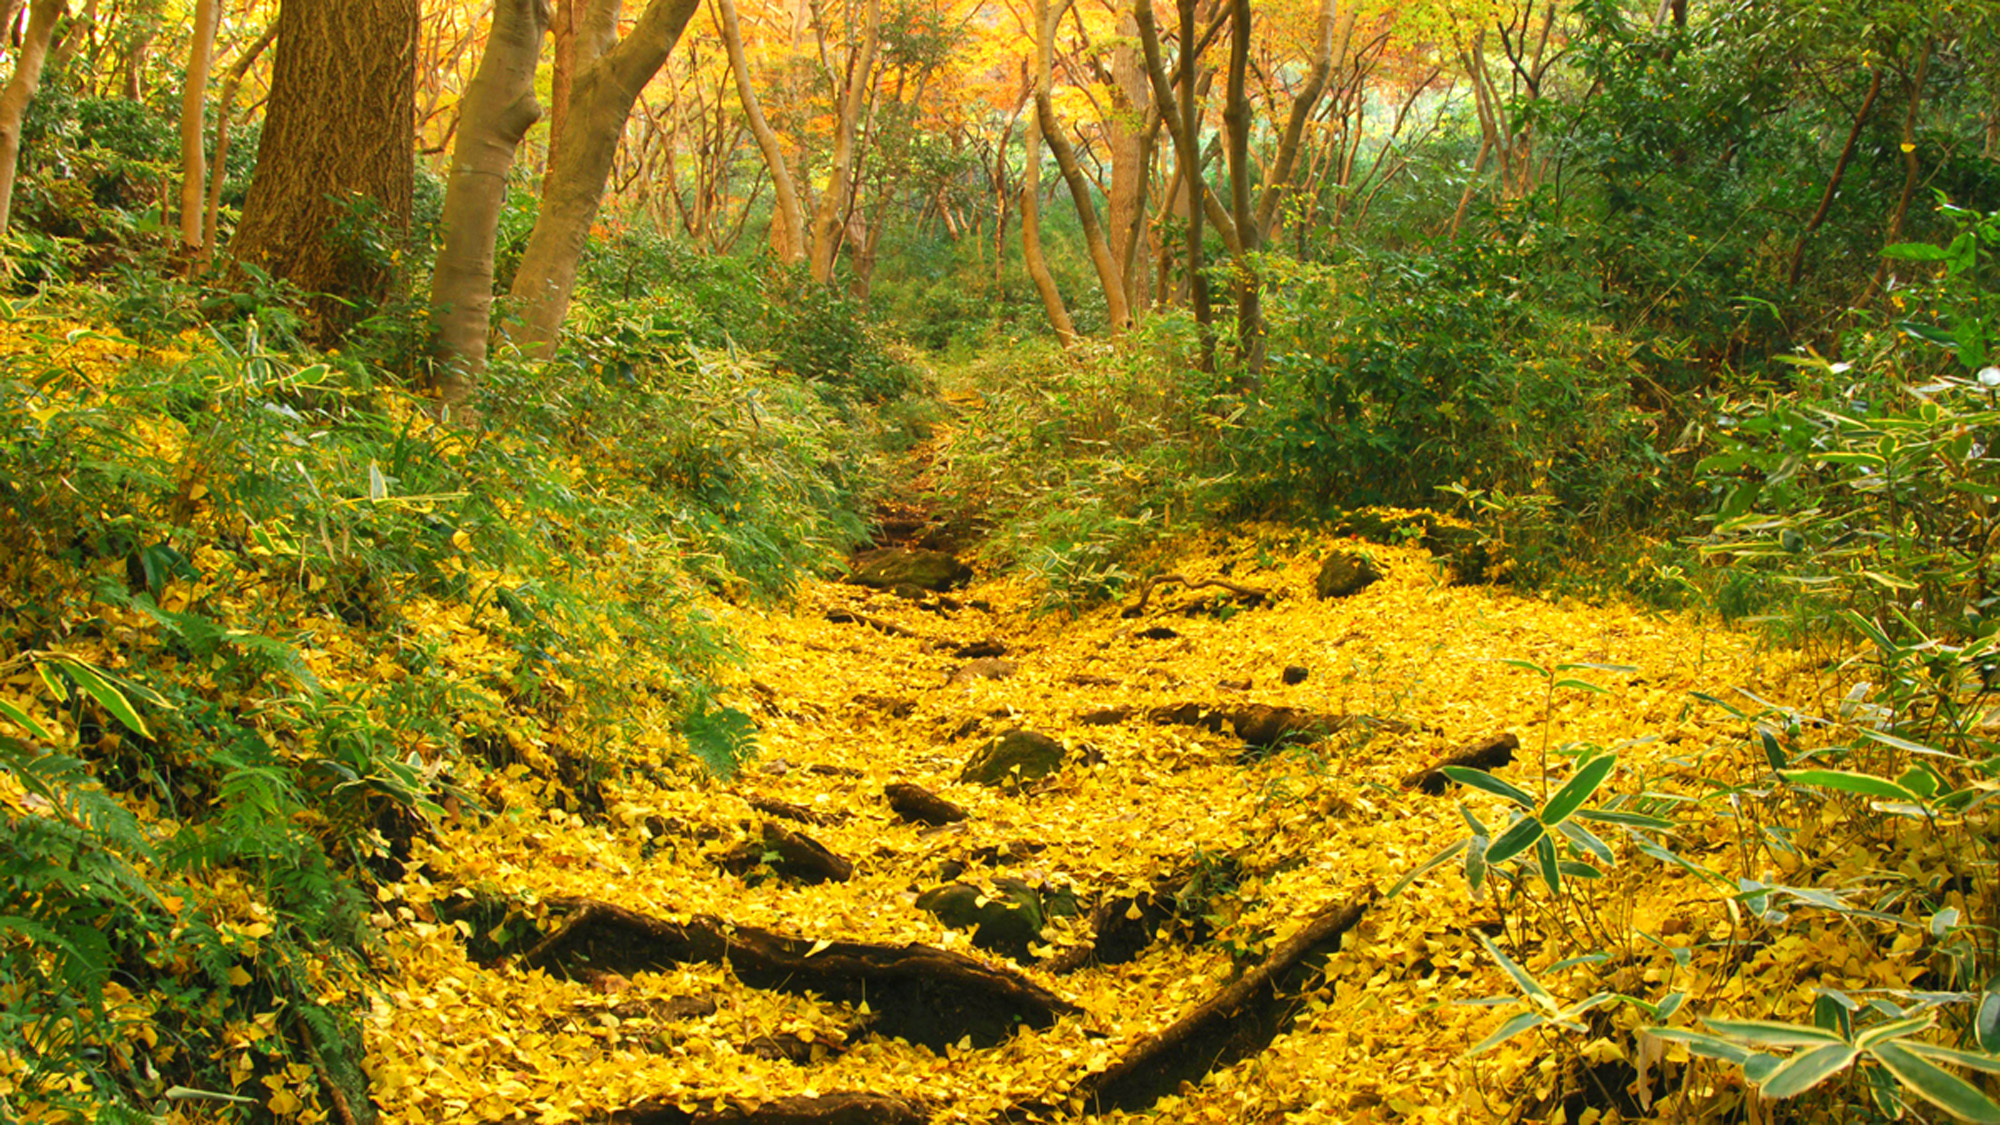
[0,0,62,235]
[1447,136,1490,242]
[0,2,22,49]
[543,0,579,198]
[231,0,418,336]
[202,24,275,268]
[1021,0,1074,342]
[507,0,703,351]
[717,0,804,263]
[1106,9,1154,314]
[1177,0,1211,369]
[807,0,879,281]
[1787,66,1880,287]
[178,0,220,256]
[1865,37,1935,303]
[430,0,550,405]
[1222,0,1258,371]
[1253,0,1340,240]
[121,27,149,98]
[1038,93,1128,331]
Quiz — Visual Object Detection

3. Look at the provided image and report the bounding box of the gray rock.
[1314,550,1383,599]
[847,548,972,591]
[960,729,1065,788]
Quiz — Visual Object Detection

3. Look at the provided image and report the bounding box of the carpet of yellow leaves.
[372,529,1895,1123]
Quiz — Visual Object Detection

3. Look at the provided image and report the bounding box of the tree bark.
[506,0,703,351]
[1222,0,1259,371]
[807,0,879,282]
[230,0,418,336]
[1037,93,1128,331]
[177,0,221,256]
[1021,0,1075,343]
[0,0,64,236]
[1134,0,1215,366]
[1865,37,1935,303]
[1787,66,1880,287]
[1252,0,1339,239]
[717,0,804,263]
[202,24,276,269]
[429,0,550,407]
[1105,9,1154,315]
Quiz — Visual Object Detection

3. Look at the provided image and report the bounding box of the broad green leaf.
[1759,728,1789,773]
[1905,1043,2000,1076]
[1871,1040,2000,1123]
[1633,837,1732,889]
[1500,658,1549,677]
[1442,766,1536,809]
[1386,839,1465,900]
[1704,1018,1848,1048]
[36,662,68,703]
[0,698,54,742]
[1537,834,1562,892]
[1656,991,1686,1021]
[1758,1043,1859,1098]
[1895,766,1939,798]
[1474,931,1555,1011]
[53,659,149,739]
[1557,860,1605,880]
[1542,752,1618,826]
[1930,908,1961,937]
[1464,835,1488,896]
[1485,815,1546,866]
[1558,662,1638,674]
[368,461,389,501]
[1572,808,1678,831]
[1552,678,1610,695]
[1465,1011,1547,1057]
[1857,1014,1935,1049]
[1458,802,1490,837]
[1556,820,1613,865]
[1647,1027,1755,1066]
[1780,768,1921,803]
[1883,243,1954,261]
[1979,987,2000,1053]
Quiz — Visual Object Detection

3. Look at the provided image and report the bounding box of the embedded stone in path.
[960,729,1066,787]
[847,548,971,592]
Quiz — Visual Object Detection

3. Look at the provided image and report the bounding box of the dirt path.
[364,524,1798,1123]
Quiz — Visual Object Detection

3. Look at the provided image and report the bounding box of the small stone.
[847,547,973,591]
[1283,665,1310,685]
[961,729,1066,787]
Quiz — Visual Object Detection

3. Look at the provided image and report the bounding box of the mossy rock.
[960,729,1066,788]
[847,548,972,591]
[916,877,1080,961]
[1314,550,1383,599]
[1331,507,1496,584]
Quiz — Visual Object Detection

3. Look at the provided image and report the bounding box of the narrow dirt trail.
[364,520,1806,1123]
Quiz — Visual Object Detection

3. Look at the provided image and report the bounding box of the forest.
[1,0,1998,1121]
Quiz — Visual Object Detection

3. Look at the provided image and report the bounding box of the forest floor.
[367,520,1838,1124]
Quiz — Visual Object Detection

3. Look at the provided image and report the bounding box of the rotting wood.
[609,1091,928,1124]
[1400,733,1520,796]
[1038,897,1371,1116]
[1123,573,1272,617]
[519,899,1076,1050]
[884,782,969,826]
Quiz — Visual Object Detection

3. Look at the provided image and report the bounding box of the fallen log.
[610,1092,928,1125]
[519,899,1078,1051]
[884,782,968,826]
[1400,733,1520,796]
[1043,896,1371,1116]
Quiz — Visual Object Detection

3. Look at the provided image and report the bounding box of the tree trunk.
[202,24,276,269]
[0,0,63,236]
[1222,0,1258,371]
[807,0,879,282]
[1865,37,1935,303]
[230,0,418,337]
[1105,8,1153,316]
[1037,94,1128,332]
[717,0,804,263]
[177,0,221,256]
[1134,0,1214,367]
[506,0,703,351]
[121,27,149,98]
[1020,0,1074,343]
[542,0,578,199]
[1252,0,1340,240]
[1787,66,1880,287]
[429,0,550,407]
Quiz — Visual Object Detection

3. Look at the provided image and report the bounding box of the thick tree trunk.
[1105,10,1154,315]
[177,0,220,255]
[0,0,64,236]
[807,0,879,282]
[1020,0,1074,343]
[429,0,550,406]
[717,0,804,263]
[545,0,578,174]
[506,0,703,351]
[231,0,418,336]
[201,24,276,269]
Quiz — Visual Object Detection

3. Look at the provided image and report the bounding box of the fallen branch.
[611,1092,928,1124]
[1400,733,1520,796]
[1124,573,1272,617]
[1043,896,1372,1116]
[519,899,1077,1050]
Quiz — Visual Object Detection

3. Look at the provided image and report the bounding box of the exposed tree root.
[518,899,1079,1051]
[1147,702,1409,748]
[884,782,968,826]
[608,1092,928,1124]
[745,795,841,827]
[1122,573,1272,617]
[1034,896,1371,1117]
[1400,733,1520,795]
[718,823,855,883]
